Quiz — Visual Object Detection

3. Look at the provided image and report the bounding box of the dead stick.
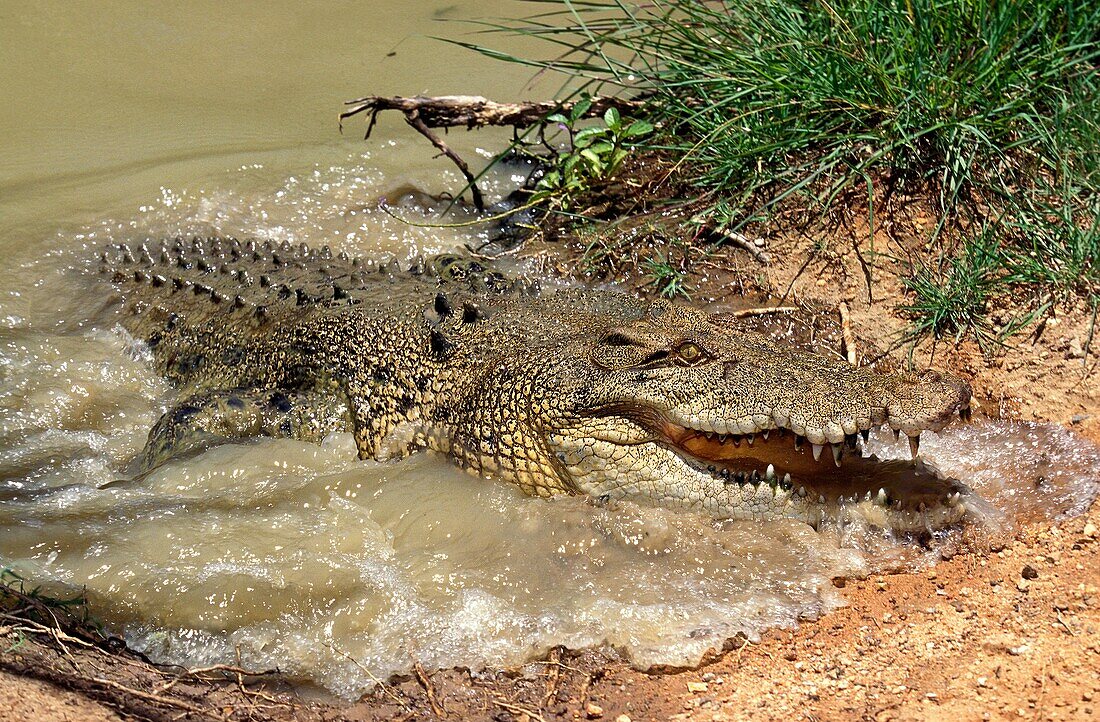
[406,111,485,211]
[839,302,857,365]
[414,661,446,718]
[494,698,546,722]
[340,94,645,134]
[729,306,798,318]
[92,677,217,719]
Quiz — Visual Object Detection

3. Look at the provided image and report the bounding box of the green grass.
[458,0,1100,342]
[898,230,1005,346]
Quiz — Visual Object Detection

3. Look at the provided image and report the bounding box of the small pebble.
[1083,522,1097,538]
[1021,565,1039,580]
[687,681,708,693]
[616,716,632,722]
[585,702,604,719]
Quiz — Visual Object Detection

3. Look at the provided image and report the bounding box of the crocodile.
[94,237,974,532]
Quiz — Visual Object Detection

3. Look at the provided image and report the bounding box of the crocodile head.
[529,300,974,532]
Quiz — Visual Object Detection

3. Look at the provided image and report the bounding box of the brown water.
[1,1,1099,700]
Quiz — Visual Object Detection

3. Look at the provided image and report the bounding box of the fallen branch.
[92,677,218,719]
[716,228,771,264]
[341,94,645,136]
[728,305,798,319]
[340,94,645,211]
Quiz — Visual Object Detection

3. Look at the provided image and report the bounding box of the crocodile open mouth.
[659,421,968,514]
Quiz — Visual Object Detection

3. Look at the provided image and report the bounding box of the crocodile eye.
[676,342,704,364]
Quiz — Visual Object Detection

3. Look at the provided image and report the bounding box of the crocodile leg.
[138,388,352,471]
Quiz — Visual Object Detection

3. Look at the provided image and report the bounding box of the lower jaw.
[709,488,968,533]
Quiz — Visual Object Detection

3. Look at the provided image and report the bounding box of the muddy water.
[2,1,1100,701]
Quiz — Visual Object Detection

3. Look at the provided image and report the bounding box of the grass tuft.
[899,231,1004,345]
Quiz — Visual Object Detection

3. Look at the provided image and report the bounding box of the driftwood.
[340,94,646,211]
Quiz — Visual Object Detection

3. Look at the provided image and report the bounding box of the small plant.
[1,567,104,638]
[534,98,653,208]
[641,252,691,299]
[899,232,1006,346]
[1001,196,1100,304]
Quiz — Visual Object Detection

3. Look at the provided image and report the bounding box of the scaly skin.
[96,237,974,532]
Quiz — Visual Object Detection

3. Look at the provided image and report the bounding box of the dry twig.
[728,306,798,319]
[493,698,546,722]
[92,677,218,719]
[324,642,410,711]
[414,661,446,717]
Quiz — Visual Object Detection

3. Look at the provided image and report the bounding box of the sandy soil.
[2,213,1098,721]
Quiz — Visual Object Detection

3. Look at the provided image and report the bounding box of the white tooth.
[876,488,888,505]
[812,444,824,461]
[908,433,921,459]
[831,444,842,467]
[746,434,755,446]
[891,428,901,442]
[761,430,770,440]
[766,464,775,479]
[863,490,872,502]
[818,494,826,504]
[797,485,806,497]
[784,473,792,485]
[947,491,961,506]
[823,422,845,444]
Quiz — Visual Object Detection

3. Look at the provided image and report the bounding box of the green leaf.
[537,170,560,187]
[603,106,621,130]
[570,98,593,122]
[588,141,615,155]
[608,148,630,172]
[623,120,655,138]
[579,148,604,167]
[573,126,607,148]
[546,113,569,125]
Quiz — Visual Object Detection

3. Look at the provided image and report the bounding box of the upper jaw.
[660,370,972,452]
